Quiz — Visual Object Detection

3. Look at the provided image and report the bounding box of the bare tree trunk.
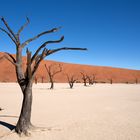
[50,79,54,89]
[15,82,33,135]
[80,72,88,86]
[69,83,74,89]
[84,79,87,86]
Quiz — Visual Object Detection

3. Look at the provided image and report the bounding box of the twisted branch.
[46,47,87,56]
[31,36,64,63]
[21,27,62,48]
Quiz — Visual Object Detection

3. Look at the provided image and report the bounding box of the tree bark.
[15,82,33,135]
[70,83,74,89]
[50,80,54,89]
[84,80,87,86]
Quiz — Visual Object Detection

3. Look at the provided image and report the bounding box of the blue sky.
[0,0,140,70]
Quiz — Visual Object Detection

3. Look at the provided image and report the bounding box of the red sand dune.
[0,52,140,83]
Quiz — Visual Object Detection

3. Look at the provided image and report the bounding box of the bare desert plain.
[0,83,140,140]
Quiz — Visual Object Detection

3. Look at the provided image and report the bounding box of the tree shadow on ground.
[0,121,15,130]
[0,115,17,131]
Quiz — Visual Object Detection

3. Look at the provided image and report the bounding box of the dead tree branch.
[21,27,61,48]
[0,53,17,66]
[0,27,17,45]
[80,72,88,86]
[17,17,30,38]
[87,74,96,85]
[66,74,77,89]
[45,63,62,89]
[1,17,17,41]
[46,47,87,56]
[31,36,64,63]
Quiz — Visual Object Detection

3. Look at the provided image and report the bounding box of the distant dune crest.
[0,52,140,83]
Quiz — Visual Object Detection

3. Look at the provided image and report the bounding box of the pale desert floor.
[0,83,140,140]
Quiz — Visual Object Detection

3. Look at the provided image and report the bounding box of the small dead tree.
[45,63,62,89]
[80,72,88,86]
[87,74,96,85]
[0,17,87,135]
[66,74,77,89]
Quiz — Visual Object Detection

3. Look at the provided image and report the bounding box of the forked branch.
[44,63,62,89]
[45,63,62,77]
[21,27,62,48]
[31,47,87,76]
[66,74,77,89]
[80,72,88,86]
[31,36,64,63]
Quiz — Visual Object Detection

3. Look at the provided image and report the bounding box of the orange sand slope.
[0,52,140,83]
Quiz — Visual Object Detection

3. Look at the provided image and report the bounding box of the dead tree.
[66,74,77,89]
[87,74,96,85]
[45,63,62,89]
[87,75,92,85]
[0,17,87,135]
[80,72,88,86]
